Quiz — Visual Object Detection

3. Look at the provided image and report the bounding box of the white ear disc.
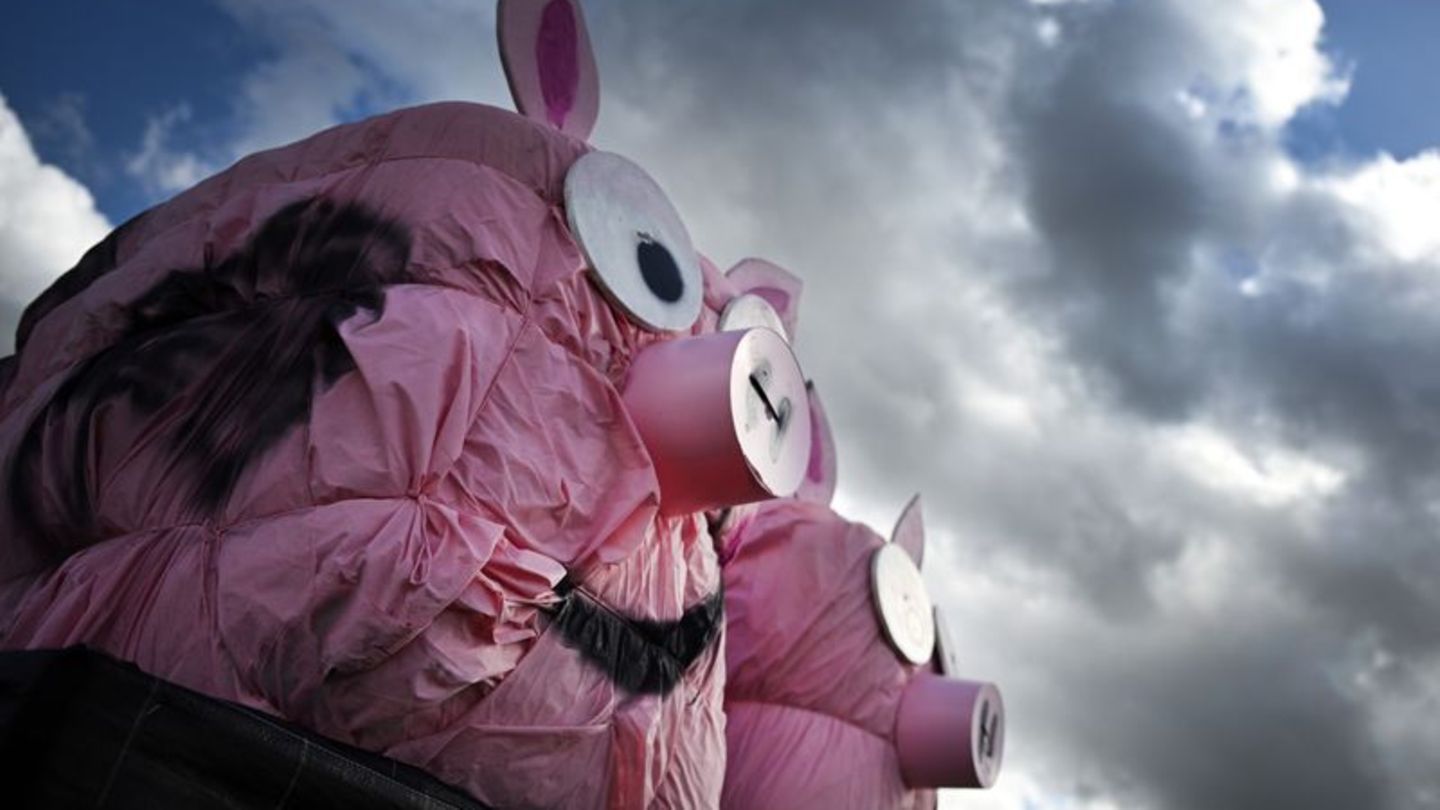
[718,292,789,342]
[565,151,703,332]
[933,606,960,677]
[871,543,937,665]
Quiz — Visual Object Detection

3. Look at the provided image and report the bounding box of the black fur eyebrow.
[546,586,724,696]
[10,197,413,558]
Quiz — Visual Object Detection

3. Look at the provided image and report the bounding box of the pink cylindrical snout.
[623,328,810,515]
[895,672,1005,789]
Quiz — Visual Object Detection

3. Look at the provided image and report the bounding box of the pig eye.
[870,543,937,665]
[565,151,703,332]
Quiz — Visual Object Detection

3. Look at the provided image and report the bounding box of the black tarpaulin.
[0,647,490,809]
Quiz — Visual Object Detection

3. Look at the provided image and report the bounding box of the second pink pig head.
[721,490,1005,809]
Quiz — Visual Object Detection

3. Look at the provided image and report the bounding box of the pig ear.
[497,0,600,140]
[700,253,739,314]
[726,258,802,341]
[794,382,838,505]
[891,493,925,568]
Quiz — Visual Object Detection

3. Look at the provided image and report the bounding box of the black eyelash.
[546,587,724,696]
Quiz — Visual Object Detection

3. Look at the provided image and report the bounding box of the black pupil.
[636,234,684,303]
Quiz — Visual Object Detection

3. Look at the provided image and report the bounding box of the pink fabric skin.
[720,499,937,810]
[0,101,724,810]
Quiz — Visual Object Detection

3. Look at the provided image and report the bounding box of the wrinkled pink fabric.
[721,500,936,810]
[0,101,725,810]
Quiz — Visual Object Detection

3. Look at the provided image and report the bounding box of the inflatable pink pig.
[0,1,813,807]
[720,448,1005,808]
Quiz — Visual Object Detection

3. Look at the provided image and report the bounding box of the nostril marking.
[978,701,999,759]
[772,397,791,433]
[749,373,782,424]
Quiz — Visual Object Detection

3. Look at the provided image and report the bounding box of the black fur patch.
[549,588,724,696]
[10,197,413,557]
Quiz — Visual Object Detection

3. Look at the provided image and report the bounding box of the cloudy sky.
[3,1,1439,807]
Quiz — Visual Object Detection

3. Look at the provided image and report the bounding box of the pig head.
[0,2,814,807]
[720,487,1005,808]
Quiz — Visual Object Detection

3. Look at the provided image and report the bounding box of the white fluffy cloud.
[124,103,213,196]
[0,91,110,352]
[1170,0,1349,127]
[1313,150,1440,263]
[150,0,514,170]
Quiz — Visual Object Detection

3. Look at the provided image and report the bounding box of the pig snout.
[895,671,1005,789]
[623,327,810,514]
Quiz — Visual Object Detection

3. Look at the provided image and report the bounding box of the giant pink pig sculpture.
[719,418,1006,807]
[0,1,816,807]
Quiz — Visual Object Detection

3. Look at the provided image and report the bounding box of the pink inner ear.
[750,286,791,318]
[537,0,579,129]
[805,414,826,481]
[795,383,837,505]
[726,258,803,341]
[805,388,832,484]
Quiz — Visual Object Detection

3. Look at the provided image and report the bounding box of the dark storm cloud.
[1020,605,1393,809]
[976,3,1440,807]
[1003,2,1289,419]
[1011,48,1213,413]
[1032,11,1440,735]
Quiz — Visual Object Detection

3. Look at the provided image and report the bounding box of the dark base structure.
[0,648,489,809]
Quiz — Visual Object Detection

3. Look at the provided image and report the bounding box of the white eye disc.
[564,151,703,332]
[871,543,936,665]
[718,292,789,342]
